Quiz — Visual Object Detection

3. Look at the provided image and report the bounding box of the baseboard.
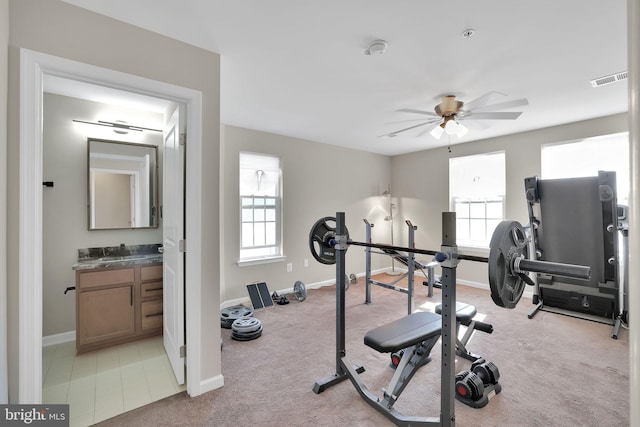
[220,269,532,309]
[221,270,388,310]
[194,374,224,396]
[42,330,75,347]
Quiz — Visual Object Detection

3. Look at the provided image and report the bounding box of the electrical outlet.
[287,263,293,272]
[304,259,309,267]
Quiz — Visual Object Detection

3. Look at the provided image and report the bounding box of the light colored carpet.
[96,275,629,426]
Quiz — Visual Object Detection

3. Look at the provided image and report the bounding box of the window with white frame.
[541,132,629,204]
[239,152,282,263]
[449,152,506,248]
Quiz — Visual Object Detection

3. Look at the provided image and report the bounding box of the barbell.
[308,217,591,309]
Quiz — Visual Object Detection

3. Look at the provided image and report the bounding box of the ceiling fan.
[383,92,528,140]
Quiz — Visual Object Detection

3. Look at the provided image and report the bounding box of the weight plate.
[232,317,262,333]
[231,332,262,341]
[221,305,254,320]
[232,324,263,336]
[308,217,349,265]
[231,325,264,341]
[489,220,528,309]
[293,281,307,302]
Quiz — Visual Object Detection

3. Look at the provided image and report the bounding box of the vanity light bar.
[72,119,162,133]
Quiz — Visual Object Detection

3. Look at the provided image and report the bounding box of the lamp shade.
[430,124,445,139]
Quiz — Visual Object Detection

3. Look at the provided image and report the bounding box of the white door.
[163,106,185,384]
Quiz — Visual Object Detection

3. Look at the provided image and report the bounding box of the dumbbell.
[455,370,485,402]
[471,358,500,386]
[272,280,308,305]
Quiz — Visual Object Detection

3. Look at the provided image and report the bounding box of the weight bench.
[435,302,493,362]
[343,312,442,423]
[382,248,440,296]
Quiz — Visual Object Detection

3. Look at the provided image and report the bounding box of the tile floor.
[42,336,186,427]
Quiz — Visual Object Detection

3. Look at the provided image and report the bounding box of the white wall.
[391,113,628,286]
[7,0,220,402]
[221,125,392,302]
[1,0,9,406]
[42,93,163,336]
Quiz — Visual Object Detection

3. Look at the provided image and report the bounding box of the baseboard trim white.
[194,374,224,397]
[220,270,533,310]
[42,331,75,347]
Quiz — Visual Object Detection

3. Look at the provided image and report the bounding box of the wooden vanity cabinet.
[140,265,164,332]
[76,263,163,353]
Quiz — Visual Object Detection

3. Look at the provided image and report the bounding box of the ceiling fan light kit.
[384,92,527,141]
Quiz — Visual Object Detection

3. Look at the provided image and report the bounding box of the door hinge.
[180,345,186,358]
[179,239,186,252]
[179,132,186,146]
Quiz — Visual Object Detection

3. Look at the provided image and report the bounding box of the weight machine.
[309,212,591,426]
[364,219,439,315]
[525,171,628,337]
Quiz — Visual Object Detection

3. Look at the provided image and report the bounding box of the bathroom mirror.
[88,138,159,230]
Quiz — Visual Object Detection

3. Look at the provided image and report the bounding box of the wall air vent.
[590,71,628,88]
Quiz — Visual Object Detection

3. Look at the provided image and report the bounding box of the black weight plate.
[293,281,307,302]
[309,217,338,265]
[308,217,350,265]
[489,220,528,309]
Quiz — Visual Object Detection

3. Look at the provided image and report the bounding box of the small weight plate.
[221,305,254,320]
[232,325,264,338]
[220,318,235,329]
[231,325,264,341]
[232,317,262,333]
[293,281,307,302]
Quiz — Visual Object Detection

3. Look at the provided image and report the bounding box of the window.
[449,152,505,248]
[541,132,629,204]
[239,152,282,263]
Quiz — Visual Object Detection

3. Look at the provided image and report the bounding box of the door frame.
[19,48,204,401]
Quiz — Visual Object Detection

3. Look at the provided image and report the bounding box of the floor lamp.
[383,187,401,275]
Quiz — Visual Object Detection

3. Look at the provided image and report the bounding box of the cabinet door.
[78,286,135,346]
[141,300,163,331]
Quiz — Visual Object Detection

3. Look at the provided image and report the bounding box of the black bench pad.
[364,311,442,353]
[435,302,477,325]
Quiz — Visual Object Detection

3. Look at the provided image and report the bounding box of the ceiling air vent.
[590,71,628,88]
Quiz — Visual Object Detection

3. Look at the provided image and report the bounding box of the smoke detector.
[364,39,388,56]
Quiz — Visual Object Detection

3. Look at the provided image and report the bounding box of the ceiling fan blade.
[462,111,523,120]
[462,91,506,111]
[397,108,438,117]
[385,117,435,125]
[473,98,529,112]
[380,119,441,137]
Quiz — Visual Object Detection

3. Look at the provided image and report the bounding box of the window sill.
[237,256,286,267]
[457,245,490,257]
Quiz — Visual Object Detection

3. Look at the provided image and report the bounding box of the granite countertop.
[73,244,163,270]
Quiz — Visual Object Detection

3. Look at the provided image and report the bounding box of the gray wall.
[7,0,220,401]
[221,125,392,302]
[391,113,628,286]
[42,93,163,336]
